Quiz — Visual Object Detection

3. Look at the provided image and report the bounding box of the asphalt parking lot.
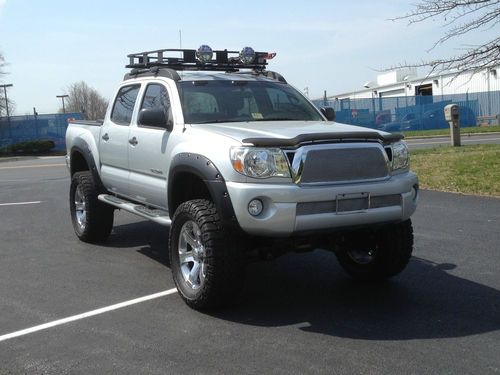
[0,157,499,374]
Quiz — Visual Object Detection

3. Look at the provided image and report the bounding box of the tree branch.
[388,0,500,75]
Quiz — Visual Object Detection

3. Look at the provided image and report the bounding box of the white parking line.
[0,201,42,207]
[0,288,178,342]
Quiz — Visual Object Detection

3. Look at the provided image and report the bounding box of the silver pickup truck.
[65,46,418,309]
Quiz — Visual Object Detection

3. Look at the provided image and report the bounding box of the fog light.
[248,199,263,216]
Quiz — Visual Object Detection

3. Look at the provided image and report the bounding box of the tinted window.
[267,87,294,109]
[111,85,140,125]
[141,84,171,112]
[178,80,323,124]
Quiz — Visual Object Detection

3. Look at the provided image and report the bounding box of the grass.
[410,144,500,197]
[404,125,500,138]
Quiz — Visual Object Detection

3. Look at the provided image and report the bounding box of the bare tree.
[390,0,500,74]
[0,52,15,117]
[63,81,108,120]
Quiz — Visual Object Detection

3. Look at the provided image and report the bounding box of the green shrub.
[0,139,56,155]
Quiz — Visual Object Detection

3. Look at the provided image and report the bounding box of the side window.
[111,85,140,125]
[141,84,171,113]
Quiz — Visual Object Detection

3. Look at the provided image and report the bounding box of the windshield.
[178,80,324,124]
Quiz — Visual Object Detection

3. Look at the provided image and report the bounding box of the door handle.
[128,137,138,146]
[102,133,109,141]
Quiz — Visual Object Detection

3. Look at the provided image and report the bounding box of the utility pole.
[56,94,69,114]
[33,107,39,137]
[1,83,14,139]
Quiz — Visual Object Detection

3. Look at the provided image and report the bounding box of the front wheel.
[335,220,414,281]
[169,199,244,310]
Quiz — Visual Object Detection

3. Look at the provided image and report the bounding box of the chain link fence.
[0,112,83,150]
[312,91,500,131]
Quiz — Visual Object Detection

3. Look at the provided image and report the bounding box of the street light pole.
[56,94,69,114]
[1,83,14,139]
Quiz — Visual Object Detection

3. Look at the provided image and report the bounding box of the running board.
[98,194,171,226]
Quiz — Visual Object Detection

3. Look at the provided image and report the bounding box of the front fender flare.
[168,153,238,230]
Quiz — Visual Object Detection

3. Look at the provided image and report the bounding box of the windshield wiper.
[255,117,299,121]
[192,120,236,124]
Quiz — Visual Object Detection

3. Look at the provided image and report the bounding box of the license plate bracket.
[336,192,369,214]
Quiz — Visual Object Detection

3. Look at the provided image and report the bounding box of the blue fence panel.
[313,91,500,132]
[0,112,82,150]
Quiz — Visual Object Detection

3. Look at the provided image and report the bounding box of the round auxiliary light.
[240,46,255,64]
[248,199,263,216]
[196,45,213,63]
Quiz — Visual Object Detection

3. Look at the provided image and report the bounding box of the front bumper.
[226,172,418,236]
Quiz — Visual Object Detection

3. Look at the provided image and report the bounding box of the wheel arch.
[70,138,106,192]
[168,153,239,230]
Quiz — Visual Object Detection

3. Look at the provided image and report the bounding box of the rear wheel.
[70,171,114,243]
[335,220,414,281]
[169,199,244,310]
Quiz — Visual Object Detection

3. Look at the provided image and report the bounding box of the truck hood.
[191,121,401,147]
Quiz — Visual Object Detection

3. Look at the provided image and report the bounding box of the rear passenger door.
[100,84,140,198]
[128,82,173,208]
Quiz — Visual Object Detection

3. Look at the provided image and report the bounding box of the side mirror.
[138,108,173,131]
[320,107,336,121]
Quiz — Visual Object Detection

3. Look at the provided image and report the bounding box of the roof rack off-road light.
[196,45,213,63]
[240,47,256,64]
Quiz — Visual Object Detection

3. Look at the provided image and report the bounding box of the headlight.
[230,147,291,178]
[391,141,409,171]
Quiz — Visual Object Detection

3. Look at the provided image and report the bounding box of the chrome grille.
[289,143,390,185]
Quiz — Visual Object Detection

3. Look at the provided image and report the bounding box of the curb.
[0,156,38,163]
[406,131,500,140]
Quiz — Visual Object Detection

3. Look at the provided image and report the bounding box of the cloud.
[0,0,6,13]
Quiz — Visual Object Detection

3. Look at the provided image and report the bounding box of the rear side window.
[111,85,140,125]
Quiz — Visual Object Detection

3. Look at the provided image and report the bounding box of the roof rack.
[126,48,274,72]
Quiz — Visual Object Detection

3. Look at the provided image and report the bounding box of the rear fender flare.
[70,138,105,192]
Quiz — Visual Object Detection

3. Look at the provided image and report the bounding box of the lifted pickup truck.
[66,46,418,309]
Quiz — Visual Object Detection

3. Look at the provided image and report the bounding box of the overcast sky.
[0,0,497,115]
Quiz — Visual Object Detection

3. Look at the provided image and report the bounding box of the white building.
[332,66,500,100]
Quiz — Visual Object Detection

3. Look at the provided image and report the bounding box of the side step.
[98,194,171,226]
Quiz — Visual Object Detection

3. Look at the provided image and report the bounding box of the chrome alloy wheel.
[178,220,206,290]
[74,186,87,231]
